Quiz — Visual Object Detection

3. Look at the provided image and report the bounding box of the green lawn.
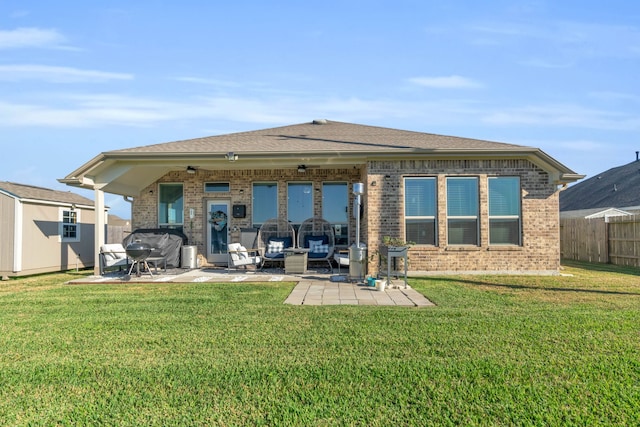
[1,261,639,426]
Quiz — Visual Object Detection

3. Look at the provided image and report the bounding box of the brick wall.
[132,159,561,273]
[132,168,361,263]
[366,159,560,274]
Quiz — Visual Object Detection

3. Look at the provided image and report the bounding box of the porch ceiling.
[58,153,368,196]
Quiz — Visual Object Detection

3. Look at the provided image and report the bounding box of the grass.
[0,261,639,426]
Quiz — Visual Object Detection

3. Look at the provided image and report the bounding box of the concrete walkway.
[70,268,434,307]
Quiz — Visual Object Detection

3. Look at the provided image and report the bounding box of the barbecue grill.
[126,241,153,277]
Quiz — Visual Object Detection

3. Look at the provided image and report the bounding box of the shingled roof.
[113,120,528,155]
[61,120,582,196]
[560,160,640,211]
[0,181,94,206]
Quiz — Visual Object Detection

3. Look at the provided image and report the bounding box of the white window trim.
[404,177,438,246]
[59,207,80,243]
[158,182,184,228]
[252,182,279,228]
[446,176,479,246]
[488,176,522,246]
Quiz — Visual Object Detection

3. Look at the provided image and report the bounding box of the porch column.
[94,188,105,276]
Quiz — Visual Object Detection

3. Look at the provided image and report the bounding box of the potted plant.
[379,236,413,257]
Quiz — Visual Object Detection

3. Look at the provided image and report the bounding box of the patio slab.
[68,267,434,307]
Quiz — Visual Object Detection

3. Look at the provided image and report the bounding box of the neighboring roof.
[108,214,131,226]
[560,159,640,211]
[0,181,94,207]
[60,120,583,196]
[560,207,633,219]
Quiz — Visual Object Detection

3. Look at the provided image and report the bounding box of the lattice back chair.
[297,217,335,272]
[256,217,296,269]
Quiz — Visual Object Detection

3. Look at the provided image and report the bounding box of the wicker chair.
[256,218,296,269]
[297,217,335,272]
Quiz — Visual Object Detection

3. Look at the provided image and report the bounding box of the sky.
[1,0,639,219]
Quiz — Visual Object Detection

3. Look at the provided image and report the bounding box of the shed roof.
[0,181,94,206]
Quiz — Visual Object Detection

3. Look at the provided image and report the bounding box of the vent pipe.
[636,151,639,161]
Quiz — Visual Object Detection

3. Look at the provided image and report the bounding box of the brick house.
[60,120,583,275]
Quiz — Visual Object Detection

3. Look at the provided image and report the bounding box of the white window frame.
[446,176,479,246]
[59,208,80,242]
[158,182,184,229]
[404,177,437,245]
[287,182,314,225]
[488,176,522,246]
[322,182,349,246]
[204,182,230,193]
[252,182,278,227]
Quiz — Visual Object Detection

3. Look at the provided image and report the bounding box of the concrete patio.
[69,266,434,307]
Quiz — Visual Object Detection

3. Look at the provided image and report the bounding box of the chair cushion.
[312,244,329,254]
[304,235,328,248]
[100,244,126,261]
[238,246,249,259]
[308,239,324,251]
[267,237,292,250]
[309,244,329,259]
[267,241,284,254]
[334,253,349,266]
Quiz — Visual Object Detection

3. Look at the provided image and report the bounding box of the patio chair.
[99,243,130,275]
[297,217,335,272]
[257,218,295,269]
[227,243,262,273]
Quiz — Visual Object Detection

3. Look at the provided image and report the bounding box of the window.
[404,177,437,245]
[447,177,479,245]
[205,182,230,192]
[323,182,348,245]
[287,182,313,225]
[159,183,183,230]
[253,182,278,227]
[489,177,521,245]
[60,209,79,242]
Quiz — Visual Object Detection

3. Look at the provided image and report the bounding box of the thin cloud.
[0,27,70,49]
[470,20,640,60]
[173,76,242,87]
[482,104,640,131]
[0,65,133,82]
[408,75,483,89]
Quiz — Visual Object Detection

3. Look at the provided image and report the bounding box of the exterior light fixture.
[226,152,238,162]
[186,166,196,174]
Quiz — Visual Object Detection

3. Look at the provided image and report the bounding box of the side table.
[284,248,309,274]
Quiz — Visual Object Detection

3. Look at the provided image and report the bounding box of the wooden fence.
[560,215,640,267]
[106,225,131,245]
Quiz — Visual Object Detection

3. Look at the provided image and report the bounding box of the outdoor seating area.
[253,216,340,273]
[99,243,130,275]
